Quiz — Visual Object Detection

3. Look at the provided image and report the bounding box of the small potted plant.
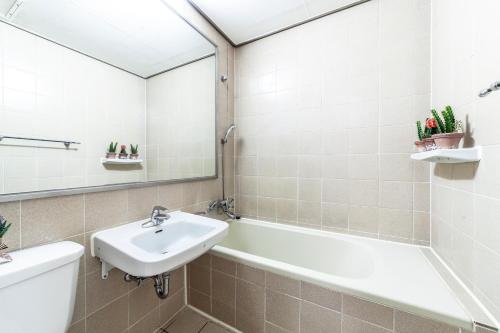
[423,117,439,150]
[431,106,463,149]
[129,144,139,159]
[119,145,128,159]
[0,216,12,248]
[415,120,426,152]
[106,142,118,159]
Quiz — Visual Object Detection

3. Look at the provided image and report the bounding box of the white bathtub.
[211,218,472,330]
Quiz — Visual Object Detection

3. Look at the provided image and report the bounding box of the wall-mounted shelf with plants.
[101,157,143,165]
[412,106,481,163]
[411,147,482,163]
[102,142,142,165]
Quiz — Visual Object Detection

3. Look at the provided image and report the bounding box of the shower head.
[221,124,236,144]
[479,81,500,97]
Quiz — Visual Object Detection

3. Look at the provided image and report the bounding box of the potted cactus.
[118,144,128,159]
[423,117,439,150]
[415,121,426,152]
[129,144,139,159]
[431,106,463,149]
[0,216,12,247]
[106,142,118,159]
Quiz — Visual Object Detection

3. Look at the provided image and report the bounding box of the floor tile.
[165,309,209,333]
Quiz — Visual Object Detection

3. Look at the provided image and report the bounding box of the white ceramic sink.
[91,211,228,278]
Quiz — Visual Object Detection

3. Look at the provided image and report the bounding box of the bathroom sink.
[91,211,228,278]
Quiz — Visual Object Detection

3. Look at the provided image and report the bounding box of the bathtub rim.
[210,217,474,331]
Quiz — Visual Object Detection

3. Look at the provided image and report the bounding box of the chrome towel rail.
[479,81,500,97]
[0,135,81,148]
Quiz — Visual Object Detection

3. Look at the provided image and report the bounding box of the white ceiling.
[189,0,362,45]
[0,0,215,78]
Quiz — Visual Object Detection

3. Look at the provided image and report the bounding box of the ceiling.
[189,0,364,46]
[0,0,215,78]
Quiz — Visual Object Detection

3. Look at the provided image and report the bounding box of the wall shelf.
[410,147,481,163]
[101,158,143,165]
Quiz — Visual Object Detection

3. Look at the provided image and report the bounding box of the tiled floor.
[162,308,232,333]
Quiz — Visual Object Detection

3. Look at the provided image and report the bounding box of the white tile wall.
[146,56,216,181]
[0,22,146,193]
[431,0,500,324]
[234,0,431,244]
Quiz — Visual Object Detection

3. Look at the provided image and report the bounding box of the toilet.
[0,241,84,333]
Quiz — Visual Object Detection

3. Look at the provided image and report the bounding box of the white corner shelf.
[101,157,143,165]
[411,147,482,163]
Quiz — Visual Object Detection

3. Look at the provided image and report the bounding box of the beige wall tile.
[189,287,211,315]
[129,308,160,333]
[380,181,413,210]
[0,201,20,251]
[235,279,265,332]
[236,263,265,286]
[212,255,236,275]
[265,322,290,333]
[414,183,430,212]
[349,206,379,234]
[343,295,394,330]
[342,314,392,333]
[86,268,129,315]
[266,272,301,298]
[212,299,235,326]
[189,263,211,295]
[321,203,348,229]
[67,320,85,333]
[212,270,236,306]
[298,201,321,225]
[298,178,321,202]
[300,281,341,311]
[21,195,84,247]
[394,311,458,333]
[380,154,413,182]
[300,300,341,333]
[86,295,129,333]
[265,290,300,332]
[159,288,185,326]
[378,208,413,239]
[127,186,158,221]
[84,190,127,232]
[129,279,159,325]
[158,183,183,210]
[349,180,379,206]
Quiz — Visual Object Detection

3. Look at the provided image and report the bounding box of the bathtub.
[211,218,473,330]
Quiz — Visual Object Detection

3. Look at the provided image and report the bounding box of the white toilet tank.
[0,241,84,333]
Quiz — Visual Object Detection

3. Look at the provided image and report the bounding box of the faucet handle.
[152,205,167,213]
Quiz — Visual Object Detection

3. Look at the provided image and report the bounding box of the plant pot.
[414,141,426,152]
[423,138,436,150]
[432,132,464,149]
[106,152,117,159]
[119,153,128,159]
[129,153,139,160]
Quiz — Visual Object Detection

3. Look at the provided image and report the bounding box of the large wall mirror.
[0,0,217,197]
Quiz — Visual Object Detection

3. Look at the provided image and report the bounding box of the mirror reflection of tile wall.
[0,2,217,195]
[0,22,146,193]
[146,56,216,181]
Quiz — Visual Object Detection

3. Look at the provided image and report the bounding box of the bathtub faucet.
[208,198,239,220]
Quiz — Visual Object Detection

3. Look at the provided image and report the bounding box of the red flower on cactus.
[121,145,126,150]
[426,118,437,129]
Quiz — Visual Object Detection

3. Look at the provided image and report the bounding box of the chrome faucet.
[142,206,170,228]
[208,198,238,220]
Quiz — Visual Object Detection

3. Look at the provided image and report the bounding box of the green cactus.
[130,144,139,155]
[108,142,118,153]
[441,105,458,133]
[0,216,11,238]
[431,109,445,133]
[416,121,424,141]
